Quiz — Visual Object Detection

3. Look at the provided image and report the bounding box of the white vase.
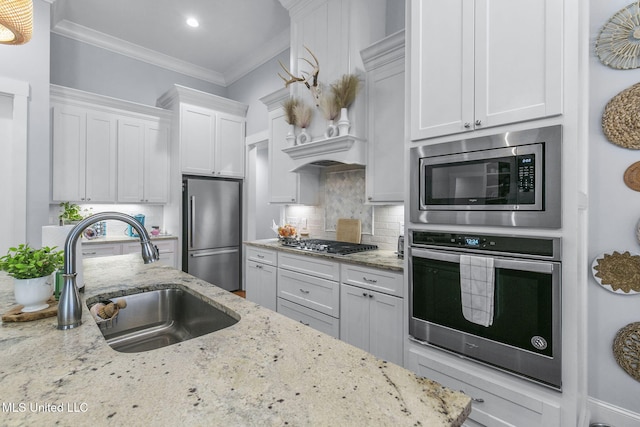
[286,124,296,146]
[337,107,350,136]
[297,127,310,145]
[324,120,338,139]
[14,275,54,312]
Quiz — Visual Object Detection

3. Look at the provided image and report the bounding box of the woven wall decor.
[596,2,640,69]
[613,322,640,382]
[602,82,640,148]
[624,161,640,191]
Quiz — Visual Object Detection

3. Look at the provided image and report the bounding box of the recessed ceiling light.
[186,17,199,28]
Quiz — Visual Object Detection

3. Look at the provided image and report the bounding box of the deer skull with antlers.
[278,45,322,107]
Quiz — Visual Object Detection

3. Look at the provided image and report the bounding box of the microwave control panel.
[516,154,536,204]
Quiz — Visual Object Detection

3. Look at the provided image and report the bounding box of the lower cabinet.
[82,238,178,268]
[246,260,277,311]
[407,344,562,427]
[277,298,340,338]
[340,284,403,365]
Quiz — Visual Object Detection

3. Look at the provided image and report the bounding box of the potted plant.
[58,202,85,225]
[0,244,64,312]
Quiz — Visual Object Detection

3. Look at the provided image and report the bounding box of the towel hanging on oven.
[459,255,495,327]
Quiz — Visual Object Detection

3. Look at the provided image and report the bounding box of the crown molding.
[156,84,249,116]
[223,28,290,86]
[361,30,405,71]
[259,87,290,111]
[52,20,227,86]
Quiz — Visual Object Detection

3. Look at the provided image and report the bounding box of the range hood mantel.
[282,135,366,172]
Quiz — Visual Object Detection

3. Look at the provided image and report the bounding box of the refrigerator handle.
[189,195,195,249]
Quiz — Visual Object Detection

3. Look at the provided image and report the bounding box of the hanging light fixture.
[0,0,33,45]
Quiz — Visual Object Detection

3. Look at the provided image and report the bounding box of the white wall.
[588,0,640,417]
[50,34,227,106]
[0,0,51,248]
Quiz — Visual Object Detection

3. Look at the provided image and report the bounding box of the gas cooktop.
[280,238,378,255]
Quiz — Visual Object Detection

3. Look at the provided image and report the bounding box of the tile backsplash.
[285,167,404,251]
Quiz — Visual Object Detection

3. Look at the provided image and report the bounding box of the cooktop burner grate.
[280,239,378,255]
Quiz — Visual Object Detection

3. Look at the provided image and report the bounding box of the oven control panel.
[410,230,559,259]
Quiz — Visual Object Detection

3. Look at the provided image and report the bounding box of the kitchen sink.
[89,286,240,353]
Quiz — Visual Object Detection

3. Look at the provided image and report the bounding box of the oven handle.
[410,247,557,274]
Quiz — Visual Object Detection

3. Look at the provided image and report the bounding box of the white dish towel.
[459,255,495,327]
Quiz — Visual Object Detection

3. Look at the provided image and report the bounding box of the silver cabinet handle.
[475,119,482,126]
[363,277,377,284]
[464,122,471,129]
[189,195,195,249]
[256,254,264,259]
[190,248,239,257]
[299,288,310,294]
[299,320,310,326]
[255,264,263,270]
[83,251,97,255]
[362,292,368,297]
[460,390,484,403]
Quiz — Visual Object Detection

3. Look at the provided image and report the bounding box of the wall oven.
[409,230,562,389]
[410,125,561,228]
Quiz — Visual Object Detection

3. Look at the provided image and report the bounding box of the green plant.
[0,244,64,279]
[58,202,84,223]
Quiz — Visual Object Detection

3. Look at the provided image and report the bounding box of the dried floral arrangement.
[319,91,339,121]
[330,74,361,109]
[294,102,313,128]
[282,97,300,125]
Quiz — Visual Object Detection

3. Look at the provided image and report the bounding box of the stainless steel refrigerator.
[183,177,241,292]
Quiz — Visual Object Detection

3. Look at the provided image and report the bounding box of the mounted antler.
[278,45,322,106]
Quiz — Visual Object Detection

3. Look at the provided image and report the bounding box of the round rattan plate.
[596,2,640,70]
[613,322,640,382]
[602,83,640,149]
[592,251,640,294]
[624,161,640,191]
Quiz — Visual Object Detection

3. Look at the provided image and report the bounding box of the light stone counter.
[81,234,177,245]
[245,238,404,271]
[0,255,469,426]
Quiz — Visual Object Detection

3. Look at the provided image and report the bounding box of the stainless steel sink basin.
[89,286,239,353]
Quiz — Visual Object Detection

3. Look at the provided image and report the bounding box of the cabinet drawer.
[277,298,340,339]
[277,268,339,317]
[245,246,277,266]
[278,252,340,281]
[81,243,122,258]
[341,264,403,297]
[123,239,176,255]
[408,348,561,427]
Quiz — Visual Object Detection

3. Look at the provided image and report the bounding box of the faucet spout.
[57,212,160,330]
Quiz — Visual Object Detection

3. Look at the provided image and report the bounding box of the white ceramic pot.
[337,107,350,136]
[14,275,54,312]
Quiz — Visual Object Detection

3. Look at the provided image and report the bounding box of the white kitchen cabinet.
[261,88,319,205]
[407,345,561,427]
[410,0,562,140]
[81,242,122,258]
[340,264,403,365]
[122,239,177,268]
[361,31,405,203]
[117,118,169,203]
[52,104,117,202]
[157,86,248,179]
[245,247,277,311]
[277,297,340,339]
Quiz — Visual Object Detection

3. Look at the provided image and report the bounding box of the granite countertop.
[0,255,469,426]
[245,238,404,271]
[82,235,177,245]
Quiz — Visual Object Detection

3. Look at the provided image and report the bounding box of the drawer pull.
[299,320,310,326]
[255,265,263,269]
[460,390,484,403]
[362,292,368,297]
[299,288,310,294]
[363,277,378,284]
[83,251,97,255]
[256,254,264,258]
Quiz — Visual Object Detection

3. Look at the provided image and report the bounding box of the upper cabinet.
[361,30,405,203]
[157,85,248,179]
[410,0,562,141]
[52,104,117,203]
[51,85,171,204]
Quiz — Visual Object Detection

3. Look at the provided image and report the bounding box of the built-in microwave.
[410,125,561,228]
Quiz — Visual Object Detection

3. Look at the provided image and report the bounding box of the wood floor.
[232,290,245,298]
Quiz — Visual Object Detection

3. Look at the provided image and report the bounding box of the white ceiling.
[51,0,291,86]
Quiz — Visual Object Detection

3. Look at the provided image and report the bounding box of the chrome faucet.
[57,212,160,330]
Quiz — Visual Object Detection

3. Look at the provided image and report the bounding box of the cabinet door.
[246,261,277,311]
[474,0,562,129]
[52,105,87,202]
[216,113,245,178]
[366,59,405,202]
[268,108,299,203]
[144,122,169,203]
[410,0,474,140]
[340,283,371,352]
[369,292,403,365]
[117,119,145,203]
[85,112,117,202]
[181,104,216,175]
